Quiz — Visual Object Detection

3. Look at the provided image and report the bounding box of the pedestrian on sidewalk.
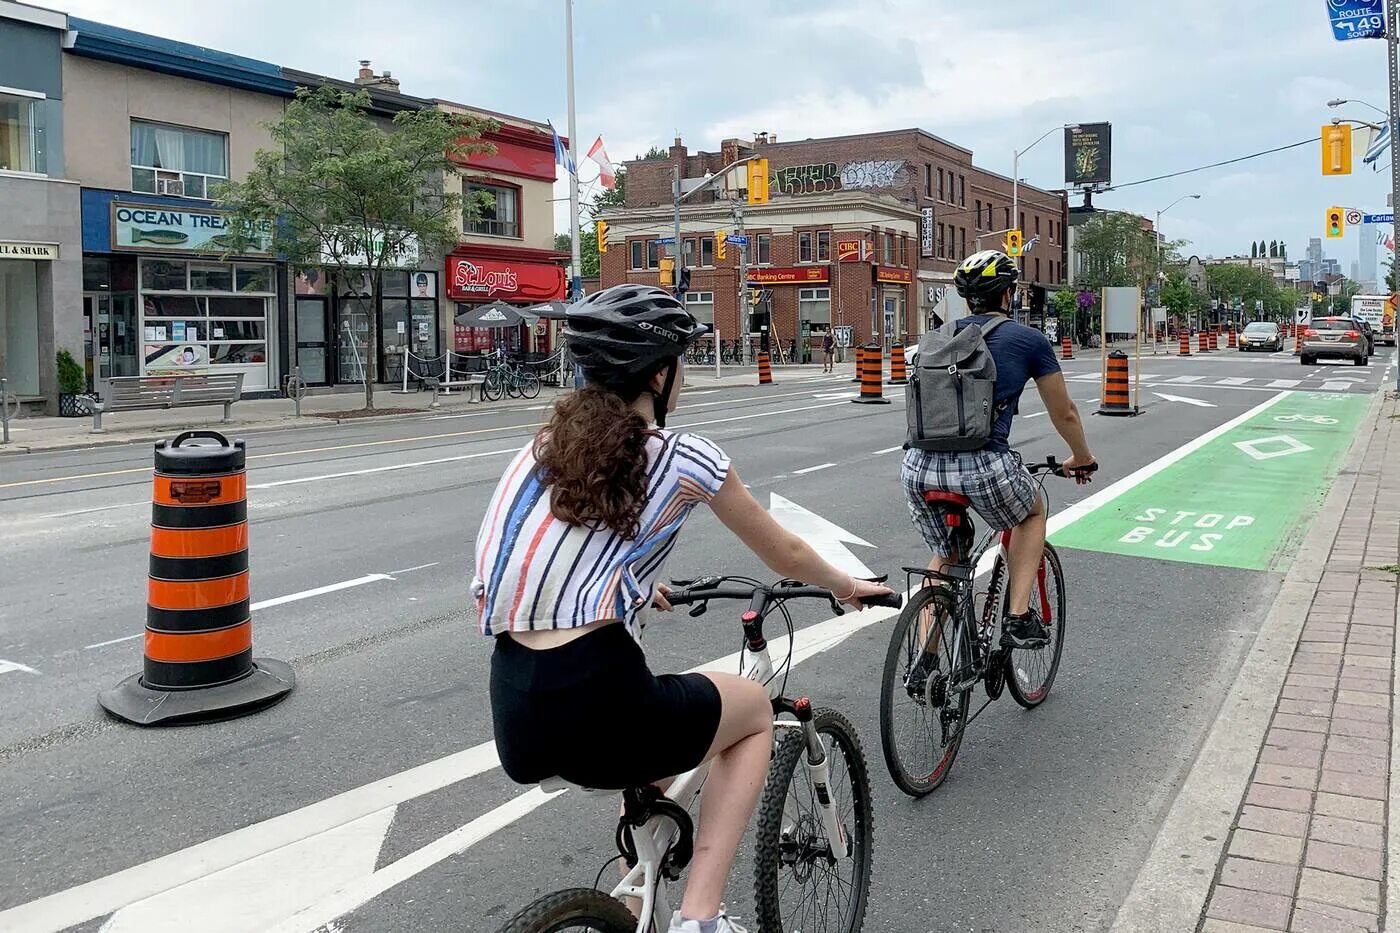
[822,331,835,373]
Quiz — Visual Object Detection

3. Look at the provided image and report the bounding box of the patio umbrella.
[522,300,571,320]
[454,300,538,328]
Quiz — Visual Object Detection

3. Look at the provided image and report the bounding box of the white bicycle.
[498,576,901,933]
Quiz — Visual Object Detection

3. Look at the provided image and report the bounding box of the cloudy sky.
[57,0,1394,271]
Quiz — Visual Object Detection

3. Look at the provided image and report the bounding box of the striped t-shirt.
[473,430,731,640]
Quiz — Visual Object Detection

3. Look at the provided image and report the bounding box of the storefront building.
[0,2,81,412]
[600,131,1067,348]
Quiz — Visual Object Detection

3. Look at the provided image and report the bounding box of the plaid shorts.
[901,447,1041,557]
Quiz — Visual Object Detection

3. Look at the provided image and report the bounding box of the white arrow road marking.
[1152,392,1218,408]
[0,659,39,676]
[1320,377,1368,391]
[768,492,876,577]
[4,392,1296,933]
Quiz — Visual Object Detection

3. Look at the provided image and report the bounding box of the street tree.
[1073,211,1159,291]
[217,86,496,409]
[554,229,599,278]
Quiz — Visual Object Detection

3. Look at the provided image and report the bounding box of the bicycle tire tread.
[497,887,637,933]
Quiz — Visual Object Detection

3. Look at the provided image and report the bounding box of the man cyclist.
[903,249,1096,650]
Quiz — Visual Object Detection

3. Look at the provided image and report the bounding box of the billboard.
[1065,123,1112,187]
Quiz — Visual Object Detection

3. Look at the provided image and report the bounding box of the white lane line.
[81,575,396,650]
[7,395,1291,932]
[385,562,440,576]
[793,462,835,475]
[249,449,517,489]
[679,400,854,430]
[1160,375,1206,384]
[0,659,40,676]
[872,445,904,455]
[1024,411,1048,419]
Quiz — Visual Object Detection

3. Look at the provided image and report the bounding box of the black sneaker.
[1001,609,1050,649]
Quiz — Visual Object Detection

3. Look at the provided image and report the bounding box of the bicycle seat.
[922,490,971,508]
[538,776,622,798]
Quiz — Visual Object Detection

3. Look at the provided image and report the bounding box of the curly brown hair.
[533,365,666,539]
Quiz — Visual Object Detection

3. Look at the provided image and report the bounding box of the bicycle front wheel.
[879,585,968,797]
[497,888,636,933]
[521,371,541,399]
[505,372,523,398]
[754,706,873,933]
[1002,543,1067,708]
[481,371,504,402]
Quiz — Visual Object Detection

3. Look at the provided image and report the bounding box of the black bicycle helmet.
[954,249,1019,309]
[565,284,710,371]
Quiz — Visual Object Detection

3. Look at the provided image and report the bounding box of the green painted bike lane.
[1051,392,1369,571]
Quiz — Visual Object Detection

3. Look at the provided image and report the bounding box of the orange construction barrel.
[852,345,865,383]
[888,344,908,385]
[1179,331,1192,356]
[1060,336,1074,360]
[757,351,773,386]
[1098,350,1136,416]
[99,431,293,726]
[1197,331,1211,353]
[1228,328,1238,349]
[851,344,890,405]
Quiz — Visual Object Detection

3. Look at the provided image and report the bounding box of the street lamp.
[1155,194,1201,332]
[1328,98,1390,120]
[1011,123,1077,321]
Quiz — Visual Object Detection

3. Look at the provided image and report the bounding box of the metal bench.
[425,374,487,407]
[82,372,245,432]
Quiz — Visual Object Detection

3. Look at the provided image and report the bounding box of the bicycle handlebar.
[666,575,903,618]
[1028,455,1099,479]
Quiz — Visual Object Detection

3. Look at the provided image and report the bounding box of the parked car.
[1300,317,1369,366]
[1238,321,1282,352]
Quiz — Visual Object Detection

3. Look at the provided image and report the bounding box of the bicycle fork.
[792,698,849,860]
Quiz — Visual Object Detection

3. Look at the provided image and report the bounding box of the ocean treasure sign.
[110,202,271,255]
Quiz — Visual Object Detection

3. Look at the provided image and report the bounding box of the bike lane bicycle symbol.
[1274,414,1338,425]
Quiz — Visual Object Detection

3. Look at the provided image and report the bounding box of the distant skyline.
[49,0,1397,260]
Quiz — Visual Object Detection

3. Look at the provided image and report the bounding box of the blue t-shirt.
[954,314,1061,452]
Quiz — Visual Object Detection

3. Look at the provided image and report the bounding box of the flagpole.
[565,0,582,303]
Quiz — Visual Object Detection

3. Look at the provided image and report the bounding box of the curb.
[1110,385,1389,932]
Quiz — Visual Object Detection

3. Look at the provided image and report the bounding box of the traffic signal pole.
[736,200,749,365]
[1390,0,1398,389]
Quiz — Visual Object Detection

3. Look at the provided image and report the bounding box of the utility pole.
[1390,0,1399,390]
[672,166,684,301]
[564,0,581,302]
[735,200,748,364]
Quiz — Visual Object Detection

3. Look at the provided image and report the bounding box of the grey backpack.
[905,317,1005,452]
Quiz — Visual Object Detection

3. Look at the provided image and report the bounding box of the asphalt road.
[0,347,1389,933]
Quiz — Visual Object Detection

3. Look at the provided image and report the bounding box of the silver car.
[1300,317,1368,366]
[1238,321,1282,352]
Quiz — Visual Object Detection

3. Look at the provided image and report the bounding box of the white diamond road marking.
[1217,377,1251,386]
[1232,434,1313,461]
[1267,379,1301,388]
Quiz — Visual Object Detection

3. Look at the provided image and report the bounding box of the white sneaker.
[667,908,750,933]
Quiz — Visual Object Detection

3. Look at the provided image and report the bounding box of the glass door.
[380,298,409,384]
[295,297,330,385]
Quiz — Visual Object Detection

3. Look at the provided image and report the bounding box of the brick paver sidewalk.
[1202,397,1400,932]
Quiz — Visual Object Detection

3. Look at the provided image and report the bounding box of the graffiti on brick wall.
[840,160,908,190]
[768,159,912,196]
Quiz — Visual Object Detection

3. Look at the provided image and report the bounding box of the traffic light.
[715,229,727,261]
[1321,124,1353,176]
[677,266,691,295]
[1326,206,1345,238]
[659,257,674,287]
[1006,229,1023,256]
[750,288,761,306]
[747,158,769,205]
[595,219,608,253]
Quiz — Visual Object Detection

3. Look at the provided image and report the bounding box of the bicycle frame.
[552,611,849,933]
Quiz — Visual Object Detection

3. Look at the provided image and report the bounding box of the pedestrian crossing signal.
[715,229,726,261]
[1326,206,1345,238]
[1006,229,1023,256]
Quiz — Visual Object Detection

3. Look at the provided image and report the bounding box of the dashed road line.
[793,462,835,475]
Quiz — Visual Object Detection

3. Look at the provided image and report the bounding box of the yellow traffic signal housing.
[747,159,770,205]
[659,257,675,286]
[1006,229,1023,256]
[595,219,608,253]
[750,288,762,306]
[715,229,727,261]
[1326,206,1345,238]
[1321,124,1353,176]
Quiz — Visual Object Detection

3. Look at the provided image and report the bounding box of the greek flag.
[1363,123,1390,167]
[549,121,575,176]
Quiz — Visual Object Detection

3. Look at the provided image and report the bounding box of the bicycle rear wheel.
[879,585,968,797]
[754,707,872,933]
[505,372,523,398]
[521,371,542,399]
[497,888,636,933]
[1003,543,1067,708]
[481,370,504,402]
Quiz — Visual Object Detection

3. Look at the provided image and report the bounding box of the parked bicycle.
[482,358,541,401]
[878,457,1093,797]
[500,575,901,933]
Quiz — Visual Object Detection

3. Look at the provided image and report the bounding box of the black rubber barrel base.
[851,397,891,405]
[1096,406,1139,417]
[98,657,295,726]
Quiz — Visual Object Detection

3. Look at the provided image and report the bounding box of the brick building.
[597,130,1067,359]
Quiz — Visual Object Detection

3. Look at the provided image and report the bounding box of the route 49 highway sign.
[1327,0,1386,41]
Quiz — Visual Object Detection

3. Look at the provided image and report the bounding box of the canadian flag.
[586,136,617,189]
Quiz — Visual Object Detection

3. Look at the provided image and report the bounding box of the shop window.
[683,238,696,267]
[700,236,714,267]
[630,240,645,270]
[685,291,714,324]
[900,234,909,267]
[141,260,189,291]
[189,262,233,292]
[137,258,272,389]
[647,239,661,269]
[883,232,894,266]
[382,270,410,297]
[816,230,830,262]
[130,120,227,198]
[798,287,831,325]
[798,231,813,263]
[464,181,520,237]
[0,90,46,175]
[235,265,274,293]
[750,234,771,265]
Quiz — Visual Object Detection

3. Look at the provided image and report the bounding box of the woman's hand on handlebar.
[1062,453,1098,485]
[843,577,897,611]
[652,583,673,612]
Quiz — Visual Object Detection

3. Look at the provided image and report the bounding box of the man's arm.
[1033,371,1095,472]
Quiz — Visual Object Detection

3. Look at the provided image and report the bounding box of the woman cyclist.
[475,284,891,933]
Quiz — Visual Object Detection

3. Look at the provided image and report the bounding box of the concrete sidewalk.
[1115,391,1400,932]
[0,384,569,455]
